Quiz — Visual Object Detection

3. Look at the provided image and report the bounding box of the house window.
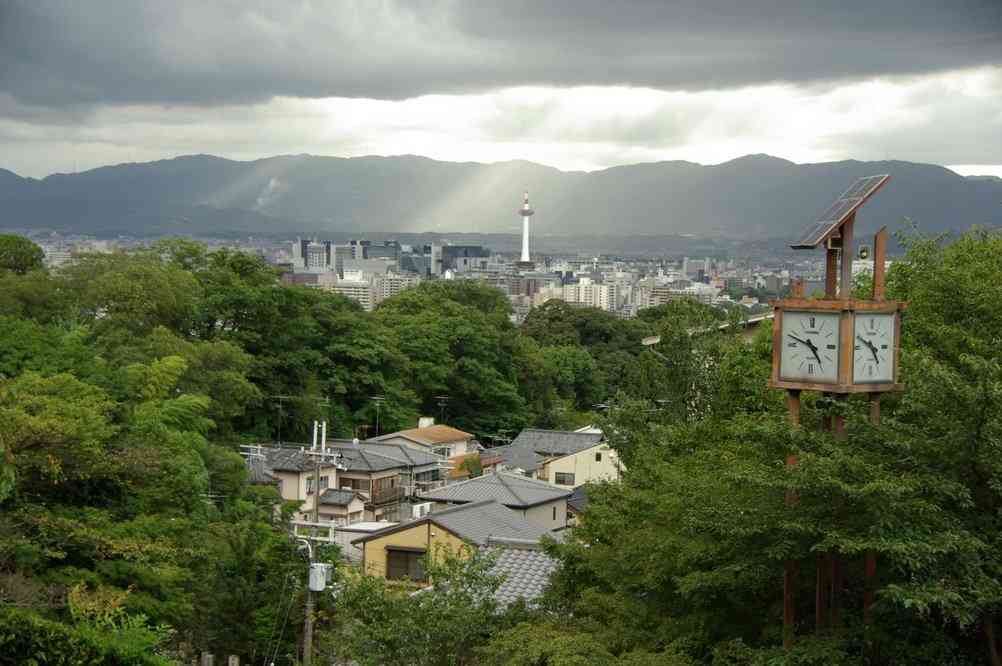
[552,506,556,521]
[433,446,451,457]
[306,477,314,494]
[554,472,576,486]
[319,475,329,490]
[595,452,602,462]
[386,548,426,581]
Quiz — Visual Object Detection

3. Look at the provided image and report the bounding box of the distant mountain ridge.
[1,153,999,239]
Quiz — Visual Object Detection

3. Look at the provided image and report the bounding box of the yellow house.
[489,429,622,488]
[352,499,553,581]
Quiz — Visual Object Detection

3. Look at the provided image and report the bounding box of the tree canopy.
[1,229,1000,664]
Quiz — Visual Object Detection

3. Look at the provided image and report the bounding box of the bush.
[0,606,170,666]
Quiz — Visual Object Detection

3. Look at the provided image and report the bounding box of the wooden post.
[784,389,801,649]
[791,277,805,298]
[869,393,881,426]
[228,657,239,666]
[785,390,801,427]
[840,213,854,300]
[200,654,214,666]
[825,248,839,299]
[865,392,882,627]
[872,226,888,302]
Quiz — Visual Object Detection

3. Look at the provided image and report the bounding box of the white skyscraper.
[518,191,535,263]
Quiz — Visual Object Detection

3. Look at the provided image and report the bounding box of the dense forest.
[0,229,1000,664]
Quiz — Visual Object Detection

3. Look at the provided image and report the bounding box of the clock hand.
[787,334,810,346]
[805,339,823,366]
[857,335,879,364]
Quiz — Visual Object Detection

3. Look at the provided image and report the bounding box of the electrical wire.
[258,571,291,665]
[267,574,299,666]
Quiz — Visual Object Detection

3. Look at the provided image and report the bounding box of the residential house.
[417,471,571,530]
[489,428,621,487]
[256,439,448,523]
[372,423,474,458]
[352,499,554,582]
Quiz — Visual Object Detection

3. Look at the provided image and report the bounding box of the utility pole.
[300,420,346,666]
[370,395,385,436]
[434,395,450,424]
[299,536,316,666]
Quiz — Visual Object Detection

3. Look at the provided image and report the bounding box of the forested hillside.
[2,154,1000,238]
[0,229,1000,664]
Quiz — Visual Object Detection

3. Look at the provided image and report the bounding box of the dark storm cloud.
[1,0,1000,108]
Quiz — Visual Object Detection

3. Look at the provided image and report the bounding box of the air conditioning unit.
[412,502,433,519]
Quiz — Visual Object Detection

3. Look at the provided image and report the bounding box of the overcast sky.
[2,0,1001,178]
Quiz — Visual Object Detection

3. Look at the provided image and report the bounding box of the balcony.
[369,485,406,506]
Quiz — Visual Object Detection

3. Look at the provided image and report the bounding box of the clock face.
[780,311,840,383]
[853,313,895,383]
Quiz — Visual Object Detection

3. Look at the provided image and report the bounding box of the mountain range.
[1,154,999,240]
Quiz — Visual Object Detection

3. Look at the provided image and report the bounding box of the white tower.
[518,191,535,263]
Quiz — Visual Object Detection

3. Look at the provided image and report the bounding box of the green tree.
[0,234,44,274]
[325,546,504,666]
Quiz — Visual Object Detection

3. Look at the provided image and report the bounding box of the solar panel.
[791,174,890,249]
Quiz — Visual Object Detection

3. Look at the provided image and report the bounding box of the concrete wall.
[543,444,621,488]
[523,499,568,530]
[361,522,468,579]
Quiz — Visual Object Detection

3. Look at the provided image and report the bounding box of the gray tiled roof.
[567,485,589,514]
[510,429,604,457]
[418,472,571,508]
[356,441,444,468]
[260,440,445,475]
[486,538,559,607]
[351,500,552,546]
[319,489,357,506]
[430,500,553,545]
[483,444,544,472]
[246,455,278,485]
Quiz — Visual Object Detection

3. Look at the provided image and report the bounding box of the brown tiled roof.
[383,425,473,445]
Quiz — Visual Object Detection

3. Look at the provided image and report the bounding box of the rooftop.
[482,443,545,473]
[375,424,473,446]
[319,489,358,506]
[567,485,590,514]
[485,537,559,607]
[259,440,446,475]
[418,471,571,508]
[352,500,554,546]
[509,429,604,457]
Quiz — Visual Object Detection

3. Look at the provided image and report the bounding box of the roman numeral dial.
[779,311,840,383]
[853,313,895,383]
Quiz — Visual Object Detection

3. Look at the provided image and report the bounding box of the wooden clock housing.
[768,299,905,394]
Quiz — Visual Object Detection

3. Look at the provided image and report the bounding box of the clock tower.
[769,174,906,648]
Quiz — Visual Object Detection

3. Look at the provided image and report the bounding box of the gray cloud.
[1,0,1000,108]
